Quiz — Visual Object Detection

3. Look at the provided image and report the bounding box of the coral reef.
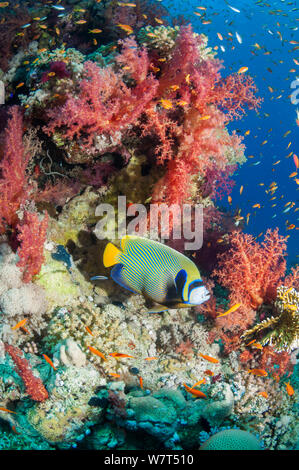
[0,0,297,452]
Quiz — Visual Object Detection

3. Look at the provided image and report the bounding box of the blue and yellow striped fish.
[92,236,210,312]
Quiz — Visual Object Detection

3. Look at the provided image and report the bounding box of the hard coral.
[199,429,262,450]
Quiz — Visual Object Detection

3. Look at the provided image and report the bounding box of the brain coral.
[199,429,262,450]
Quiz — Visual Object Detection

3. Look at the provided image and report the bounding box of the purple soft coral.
[41,61,71,83]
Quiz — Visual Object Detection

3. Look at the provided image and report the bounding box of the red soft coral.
[4,343,49,402]
[258,346,293,378]
[0,106,31,233]
[151,106,245,206]
[16,211,48,283]
[144,25,259,207]
[213,229,287,309]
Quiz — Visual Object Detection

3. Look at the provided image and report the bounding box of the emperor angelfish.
[97,236,210,312]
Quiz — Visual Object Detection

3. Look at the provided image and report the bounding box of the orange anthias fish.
[199,353,219,364]
[145,357,158,361]
[109,373,121,378]
[87,345,107,361]
[285,382,294,396]
[238,66,248,74]
[0,407,17,414]
[117,24,133,34]
[217,303,241,318]
[139,376,143,389]
[183,383,207,398]
[11,318,27,330]
[85,326,93,336]
[160,98,173,110]
[250,342,263,350]
[204,370,214,376]
[191,378,206,388]
[12,425,21,434]
[248,369,268,377]
[259,391,268,399]
[42,354,56,370]
[109,353,135,358]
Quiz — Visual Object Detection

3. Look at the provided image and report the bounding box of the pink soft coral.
[16,211,48,283]
[0,106,31,232]
[213,229,287,309]
[44,39,158,150]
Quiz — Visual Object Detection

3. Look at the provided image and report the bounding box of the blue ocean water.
[162,0,298,265]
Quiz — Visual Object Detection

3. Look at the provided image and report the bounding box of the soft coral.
[143,25,258,207]
[0,106,31,233]
[44,39,158,151]
[213,229,287,309]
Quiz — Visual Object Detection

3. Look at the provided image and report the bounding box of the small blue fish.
[92,236,210,312]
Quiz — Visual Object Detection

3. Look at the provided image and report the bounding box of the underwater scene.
[0,0,298,454]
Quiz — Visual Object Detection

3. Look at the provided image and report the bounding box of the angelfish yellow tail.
[103,242,122,267]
